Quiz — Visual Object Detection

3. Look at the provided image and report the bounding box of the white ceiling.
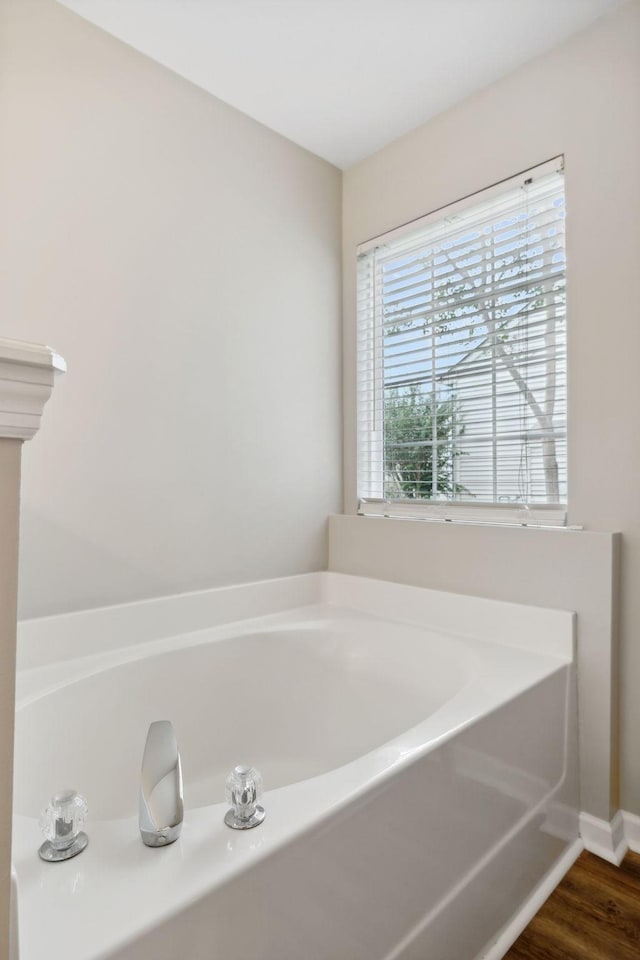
[57,0,626,169]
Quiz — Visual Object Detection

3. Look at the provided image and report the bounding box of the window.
[356,157,567,526]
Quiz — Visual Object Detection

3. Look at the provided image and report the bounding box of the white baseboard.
[622,810,640,853]
[478,811,640,960]
[478,839,583,960]
[580,809,628,865]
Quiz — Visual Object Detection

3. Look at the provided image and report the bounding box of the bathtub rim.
[14,605,568,821]
[16,571,575,671]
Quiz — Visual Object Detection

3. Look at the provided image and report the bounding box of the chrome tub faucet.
[139,721,184,846]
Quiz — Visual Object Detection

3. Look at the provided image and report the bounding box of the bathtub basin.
[12,572,579,960]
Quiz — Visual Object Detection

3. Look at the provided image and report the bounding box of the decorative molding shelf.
[0,337,66,440]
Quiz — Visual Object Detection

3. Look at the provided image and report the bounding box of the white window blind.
[357,157,567,526]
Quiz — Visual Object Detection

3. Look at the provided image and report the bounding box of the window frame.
[356,157,568,528]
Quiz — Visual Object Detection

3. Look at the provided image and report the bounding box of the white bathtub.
[12,573,579,960]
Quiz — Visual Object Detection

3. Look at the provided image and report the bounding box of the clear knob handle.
[224,765,265,829]
[38,789,89,862]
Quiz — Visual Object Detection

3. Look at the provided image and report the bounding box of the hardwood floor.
[504,850,640,959]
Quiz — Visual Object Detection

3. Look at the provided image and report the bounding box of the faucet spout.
[139,720,184,846]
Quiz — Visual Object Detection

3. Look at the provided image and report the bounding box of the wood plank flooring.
[504,850,640,959]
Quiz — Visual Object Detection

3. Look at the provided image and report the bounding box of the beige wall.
[0,441,21,958]
[342,2,640,814]
[0,0,342,618]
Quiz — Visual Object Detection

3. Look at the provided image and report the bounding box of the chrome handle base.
[224,805,265,830]
[39,832,88,863]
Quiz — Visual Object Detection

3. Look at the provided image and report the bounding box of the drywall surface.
[0,0,342,617]
[341,2,640,814]
[329,515,618,820]
[0,441,21,958]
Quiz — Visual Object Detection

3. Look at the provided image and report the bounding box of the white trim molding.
[622,811,640,854]
[9,867,18,960]
[0,337,66,440]
[580,810,628,865]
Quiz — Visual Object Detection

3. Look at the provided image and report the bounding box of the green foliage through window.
[383,387,469,499]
